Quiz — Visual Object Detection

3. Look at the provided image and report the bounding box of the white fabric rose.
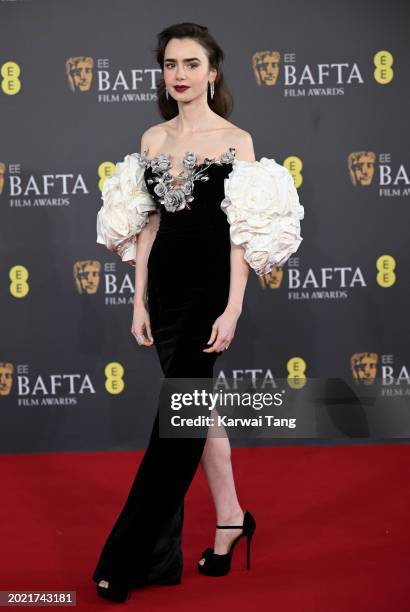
[220,157,305,275]
[96,152,158,265]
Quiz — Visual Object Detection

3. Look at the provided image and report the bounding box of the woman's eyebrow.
[164,57,201,62]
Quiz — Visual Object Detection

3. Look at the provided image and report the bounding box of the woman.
[93,22,304,603]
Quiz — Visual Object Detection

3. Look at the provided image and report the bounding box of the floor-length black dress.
[92,146,237,589]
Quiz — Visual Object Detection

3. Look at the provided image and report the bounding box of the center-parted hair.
[153,22,233,120]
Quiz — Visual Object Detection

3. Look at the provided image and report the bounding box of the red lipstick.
[174,85,190,92]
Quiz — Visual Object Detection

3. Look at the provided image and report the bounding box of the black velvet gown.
[92,147,236,589]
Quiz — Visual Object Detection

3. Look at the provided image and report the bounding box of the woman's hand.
[202,307,241,353]
[131,304,154,347]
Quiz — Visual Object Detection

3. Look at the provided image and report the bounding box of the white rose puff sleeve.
[220,157,305,275]
[96,152,158,266]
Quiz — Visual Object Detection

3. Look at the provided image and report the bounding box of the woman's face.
[163,37,216,101]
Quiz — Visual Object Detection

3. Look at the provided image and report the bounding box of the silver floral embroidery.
[136,147,236,212]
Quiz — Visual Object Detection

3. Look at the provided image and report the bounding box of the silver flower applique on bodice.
[136,147,236,213]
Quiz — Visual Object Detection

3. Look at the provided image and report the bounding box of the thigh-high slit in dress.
[92,147,237,589]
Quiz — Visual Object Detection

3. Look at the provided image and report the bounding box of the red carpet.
[1,444,409,611]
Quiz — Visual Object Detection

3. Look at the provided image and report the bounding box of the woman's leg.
[199,429,245,560]
[93,342,218,589]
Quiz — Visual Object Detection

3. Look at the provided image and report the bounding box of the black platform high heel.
[197,510,256,577]
[96,578,131,603]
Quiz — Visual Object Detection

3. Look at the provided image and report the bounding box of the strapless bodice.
[144,163,234,235]
[96,149,304,275]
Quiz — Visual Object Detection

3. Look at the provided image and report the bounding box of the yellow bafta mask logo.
[351,352,378,385]
[0,161,5,194]
[258,267,284,289]
[73,260,101,294]
[66,57,94,92]
[0,362,14,396]
[252,51,280,86]
[348,151,376,186]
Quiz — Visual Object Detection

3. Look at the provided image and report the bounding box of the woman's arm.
[131,211,160,347]
[134,129,161,308]
[225,244,250,317]
[203,132,256,353]
[134,211,160,308]
[131,132,161,346]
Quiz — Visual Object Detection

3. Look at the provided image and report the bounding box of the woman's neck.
[172,101,216,135]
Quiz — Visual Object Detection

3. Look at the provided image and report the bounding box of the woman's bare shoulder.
[140,121,172,153]
[139,119,255,160]
[224,123,255,162]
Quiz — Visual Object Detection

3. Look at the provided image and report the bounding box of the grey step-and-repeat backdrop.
[1,1,409,453]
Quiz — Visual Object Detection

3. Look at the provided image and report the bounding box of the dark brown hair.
[153,22,233,120]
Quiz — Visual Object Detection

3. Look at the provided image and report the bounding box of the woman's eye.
[165,63,198,69]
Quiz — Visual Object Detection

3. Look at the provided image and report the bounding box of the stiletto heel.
[246,530,254,570]
[197,510,256,577]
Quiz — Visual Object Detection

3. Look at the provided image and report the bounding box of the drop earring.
[209,81,215,100]
[166,88,169,100]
